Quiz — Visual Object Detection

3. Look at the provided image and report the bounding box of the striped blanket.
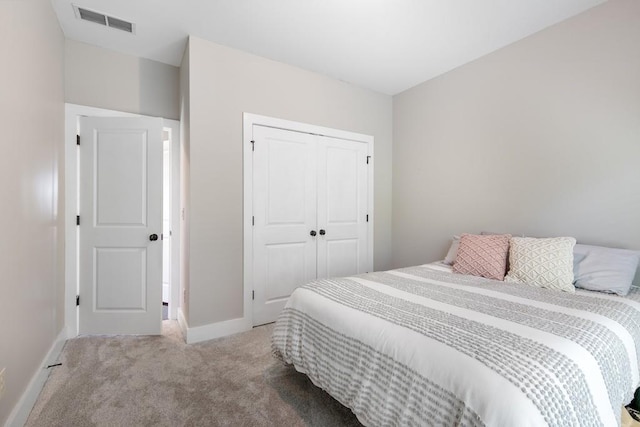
[272,263,640,426]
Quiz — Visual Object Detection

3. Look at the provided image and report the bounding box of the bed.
[271,261,640,426]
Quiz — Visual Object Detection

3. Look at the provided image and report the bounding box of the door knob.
[319,229,326,235]
[310,230,317,237]
[149,234,159,241]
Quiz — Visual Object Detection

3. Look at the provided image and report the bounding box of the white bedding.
[272,263,640,426]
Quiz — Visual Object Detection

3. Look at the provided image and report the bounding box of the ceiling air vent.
[73,5,135,34]
[106,16,133,33]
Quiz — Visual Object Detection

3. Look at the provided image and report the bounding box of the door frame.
[64,104,181,337]
[242,113,374,326]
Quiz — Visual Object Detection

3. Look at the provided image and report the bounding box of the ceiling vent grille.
[73,5,135,34]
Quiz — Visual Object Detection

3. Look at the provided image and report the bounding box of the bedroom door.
[251,125,370,326]
[78,116,163,335]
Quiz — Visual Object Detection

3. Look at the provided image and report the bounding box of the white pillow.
[443,235,460,265]
[505,237,576,292]
[573,244,640,296]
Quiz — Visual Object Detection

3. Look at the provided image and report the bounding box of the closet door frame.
[243,113,374,326]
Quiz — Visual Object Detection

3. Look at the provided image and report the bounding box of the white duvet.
[272,263,640,426]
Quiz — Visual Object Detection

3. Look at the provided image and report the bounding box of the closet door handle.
[319,229,326,236]
[310,230,317,237]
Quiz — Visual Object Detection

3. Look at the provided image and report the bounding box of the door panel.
[317,137,369,279]
[265,242,307,301]
[79,117,163,335]
[325,239,360,278]
[95,132,147,226]
[265,140,308,224]
[252,125,317,326]
[326,147,359,223]
[95,248,146,310]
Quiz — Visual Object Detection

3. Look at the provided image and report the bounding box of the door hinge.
[252,290,255,300]
[251,140,255,152]
[76,215,80,226]
[366,155,371,164]
[366,214,369,222]
[252,216,254,226]
[76,295,80,306]
[76,135,80,146]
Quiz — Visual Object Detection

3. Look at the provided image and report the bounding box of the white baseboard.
[177,309,251,344]
[5,329,68,427]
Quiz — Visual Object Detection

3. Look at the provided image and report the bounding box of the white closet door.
[317,137,369,279]
[252,126,317,326]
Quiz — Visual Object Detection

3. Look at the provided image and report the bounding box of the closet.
[248,121,372,326]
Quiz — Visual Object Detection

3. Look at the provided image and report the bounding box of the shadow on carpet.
[264,363,362,426]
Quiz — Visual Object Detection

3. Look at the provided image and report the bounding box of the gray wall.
[392,0,640,271]
[185,37,393,327]
[0,0,65,423]
[65,40,180,120]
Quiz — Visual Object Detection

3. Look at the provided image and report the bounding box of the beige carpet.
[26,321,362,426]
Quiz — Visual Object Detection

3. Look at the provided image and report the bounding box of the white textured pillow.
[505,237,576,292]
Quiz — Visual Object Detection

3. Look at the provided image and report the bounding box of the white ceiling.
[52,0,605,95]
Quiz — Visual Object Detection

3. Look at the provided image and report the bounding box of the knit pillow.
[452,234,511,280]
[505,237,576,292]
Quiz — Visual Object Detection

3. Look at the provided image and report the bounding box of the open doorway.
[64,104,181,336]
[162,131,171,320]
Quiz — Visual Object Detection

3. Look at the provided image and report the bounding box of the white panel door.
[79,117,163,335]
[252,125,317,326]
[317,137,369,279]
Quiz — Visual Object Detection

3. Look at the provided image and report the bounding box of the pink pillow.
[452,233,511,280]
